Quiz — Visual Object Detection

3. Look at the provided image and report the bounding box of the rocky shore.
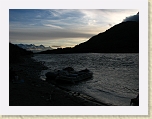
[9,56,108,106]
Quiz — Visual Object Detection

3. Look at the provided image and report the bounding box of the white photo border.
[0,0,148,115]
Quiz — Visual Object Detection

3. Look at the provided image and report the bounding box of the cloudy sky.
[9,9,138,48]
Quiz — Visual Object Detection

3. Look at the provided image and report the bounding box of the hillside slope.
[73,21,139,53]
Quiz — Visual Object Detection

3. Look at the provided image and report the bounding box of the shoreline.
[9,55,110,106]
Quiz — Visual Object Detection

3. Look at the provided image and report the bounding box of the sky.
[9,9,139,49]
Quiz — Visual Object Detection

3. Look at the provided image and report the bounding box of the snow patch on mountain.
[17,44,53,52]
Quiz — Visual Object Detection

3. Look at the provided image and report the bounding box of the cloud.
[9,28,94,41]
[123,12,139,22]
[43,24,63,29]
[108,23,113,26]
[52,45,62,48]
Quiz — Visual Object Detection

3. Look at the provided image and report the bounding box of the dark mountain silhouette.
[39,21,139,54]
[73,21,139,53]
[9,43,33,63]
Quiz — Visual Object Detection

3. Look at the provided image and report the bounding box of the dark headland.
[39,21,139,54]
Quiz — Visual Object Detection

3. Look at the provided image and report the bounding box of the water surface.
[33,53,139,106]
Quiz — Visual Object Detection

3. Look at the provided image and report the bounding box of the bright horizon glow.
[9,9,138,48]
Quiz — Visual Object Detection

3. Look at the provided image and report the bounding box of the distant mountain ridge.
[39,21,139,54]
[17,44,53,53]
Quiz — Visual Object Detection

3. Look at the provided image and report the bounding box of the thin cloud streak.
[9,30,94,41]
[43,24,63,29]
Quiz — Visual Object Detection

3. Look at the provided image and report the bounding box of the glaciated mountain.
[17,44,53,53]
